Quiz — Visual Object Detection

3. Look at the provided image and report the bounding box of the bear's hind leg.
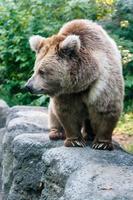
[48,102,65,140]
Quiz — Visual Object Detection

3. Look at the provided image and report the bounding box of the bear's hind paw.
[49,129,66,140]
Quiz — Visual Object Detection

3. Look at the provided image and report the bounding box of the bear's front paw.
[49,129,66,140]
[92,140,113,151]
[64,137,86,147]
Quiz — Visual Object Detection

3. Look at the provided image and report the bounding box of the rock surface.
[2,106,49,200]
[0,100,9,128]
[42,147,133,200]
[1,104,133,200]
[0,100,9,199]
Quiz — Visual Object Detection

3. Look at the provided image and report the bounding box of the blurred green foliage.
[105,0,133,112]
[0,0,133,111]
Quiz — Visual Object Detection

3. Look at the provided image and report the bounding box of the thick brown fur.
[26,19,124,150]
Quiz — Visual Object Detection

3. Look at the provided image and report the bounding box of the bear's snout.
[25,81,34,94]
[25,76,45,94]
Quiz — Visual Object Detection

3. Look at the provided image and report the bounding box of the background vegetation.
[0,0,132,152]
[0,0,133,111]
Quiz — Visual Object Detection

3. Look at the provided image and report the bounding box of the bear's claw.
[64,137,86,147]
[92,141,113,151]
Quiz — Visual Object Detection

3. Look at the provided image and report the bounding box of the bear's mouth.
[29,87,59,97]
[27,88,45,95]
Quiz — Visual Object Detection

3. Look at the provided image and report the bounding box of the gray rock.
[63,165,133,200]
[0,128,6,197]
[2,106,49,199]
[7,133,63,200]
[1,105,133,200]
[0,128,6,165]
[0,100,9,128]
[41,147,133,200]
[0,128,6,187]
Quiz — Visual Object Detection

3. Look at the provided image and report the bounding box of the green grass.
[115,112,133,153]
[115,112,133,136]
[124,144,133,154]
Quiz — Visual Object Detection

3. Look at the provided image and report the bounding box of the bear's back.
[58,20,121,62]
[58,20,109,49]
[59,20,122,74]
[59,20,124,96]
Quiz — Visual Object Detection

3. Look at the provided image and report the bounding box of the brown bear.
[25,19,124,150]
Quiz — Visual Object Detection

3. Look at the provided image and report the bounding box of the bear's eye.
[39,69,45,76]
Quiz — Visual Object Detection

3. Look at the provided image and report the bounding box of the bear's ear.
[29,35,45,53]
[59,35,81,54]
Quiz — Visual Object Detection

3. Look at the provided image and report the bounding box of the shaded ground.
[113,133,133,153]
[113,112,133,153]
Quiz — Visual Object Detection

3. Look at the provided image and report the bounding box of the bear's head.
[25,34,81,96]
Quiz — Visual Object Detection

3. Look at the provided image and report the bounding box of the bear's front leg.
[63,122,86,148]
[53,96,86,147]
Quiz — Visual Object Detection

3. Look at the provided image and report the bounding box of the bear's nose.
[24,82,33,93]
